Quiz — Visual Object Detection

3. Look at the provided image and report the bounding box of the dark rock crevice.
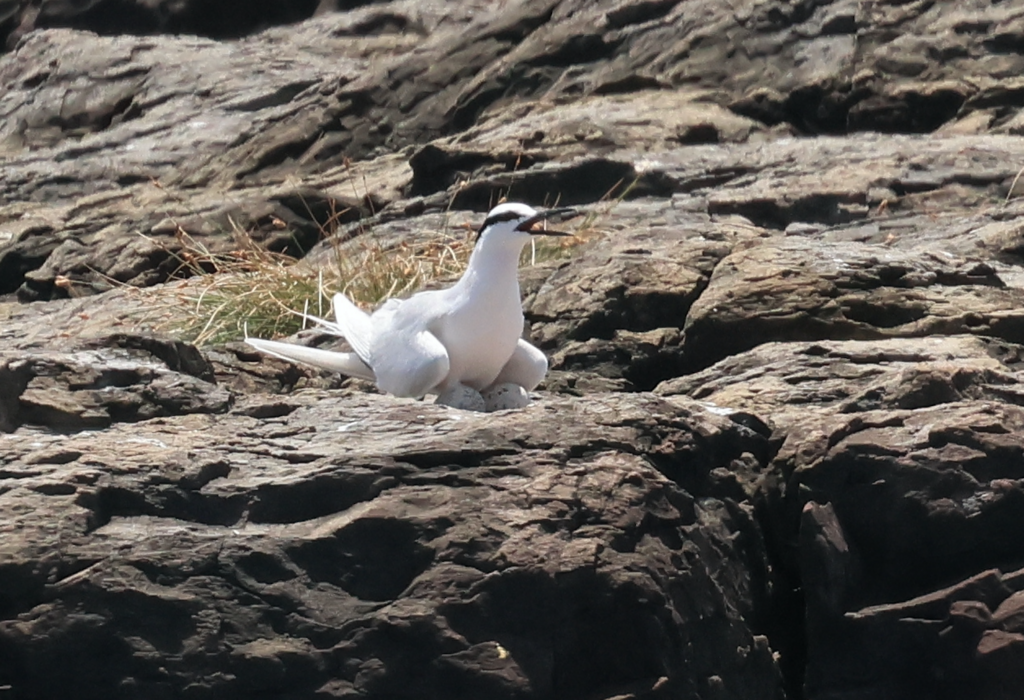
[26,0,322,43]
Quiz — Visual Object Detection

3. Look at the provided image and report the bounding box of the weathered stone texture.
[4,1,1024,698]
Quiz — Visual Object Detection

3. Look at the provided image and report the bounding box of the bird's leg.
[482,383,531,411]
[435,383,486,412]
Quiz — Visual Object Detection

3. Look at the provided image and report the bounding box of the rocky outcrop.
[5,1,1024,699]
[0,390,782,700]
[4,0,1024,301]
[779,401,1024,700]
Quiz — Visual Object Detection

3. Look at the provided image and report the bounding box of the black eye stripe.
[476,210,528,239]
[483,210,524,228]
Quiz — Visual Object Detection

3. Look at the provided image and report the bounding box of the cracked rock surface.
[5,1,1024,699]
[1,392,780,700]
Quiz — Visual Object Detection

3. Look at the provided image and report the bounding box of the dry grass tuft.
[141,221,472,346]
[138,177,632,346]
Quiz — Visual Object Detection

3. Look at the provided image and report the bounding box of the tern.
[246,202,579,411]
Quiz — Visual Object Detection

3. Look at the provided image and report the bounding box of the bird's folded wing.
[491,338,549,391]
[371,329,450,398]
[245,338,375,381]
[331,292,375,365]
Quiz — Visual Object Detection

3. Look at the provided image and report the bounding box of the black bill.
[516,206,580,236]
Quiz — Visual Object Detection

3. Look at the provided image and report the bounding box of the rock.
[0,391,784,700]
[776,401,1024,603]
[993,591,1024,633]
[4,1,1024,300]
[680,236,1024,373]
[528,206,741,391]
[799,502,860,621]
[815,570,1016,700]
[0,342,229,431]
[766,401,1024,699]
[976,629,1024,700]
[0,292,350,399]
[4,0,1024,697]
[656,336,1024,430]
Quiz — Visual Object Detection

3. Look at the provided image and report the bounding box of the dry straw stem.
[523,176,636,266]
[1007,164,1024,204]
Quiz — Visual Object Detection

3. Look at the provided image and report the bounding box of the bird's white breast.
[434,286,523,390]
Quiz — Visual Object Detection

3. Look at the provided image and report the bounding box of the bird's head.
[475,202,579,244]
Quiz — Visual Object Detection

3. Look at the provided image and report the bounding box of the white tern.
[246,202,579,411]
